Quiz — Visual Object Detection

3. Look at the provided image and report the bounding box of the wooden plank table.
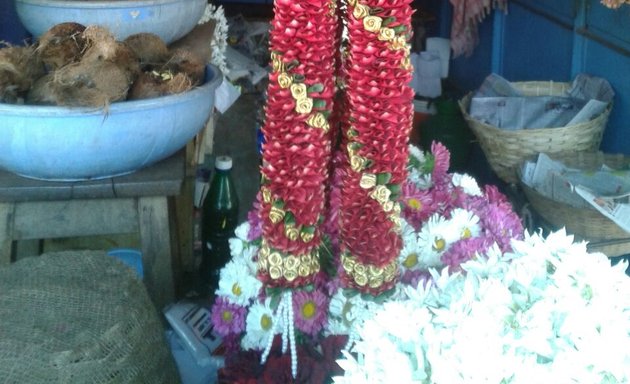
[0,152,185,311]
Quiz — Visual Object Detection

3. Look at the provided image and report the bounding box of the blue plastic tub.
[15,0,207,44]
[0,65,222,181]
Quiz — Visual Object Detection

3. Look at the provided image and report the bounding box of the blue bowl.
[0,65,222,181]
[15,0,207,44]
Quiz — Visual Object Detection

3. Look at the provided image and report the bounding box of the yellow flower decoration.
[353,3,370,19]
[272,56,285,73]
[285,225,300,241]
[363,16,383,33]
[306,113,329,131]
[359,173,377,189]
[390,35,408,51]
[370,185,391,204]
[295,97,314,114]
[277,72,293,89]
[300,231,315,243]
[290,83,308,100]
[269,205,286,223]
[350,155,367,172]
[262,187,272,204]
[377,27,396,41]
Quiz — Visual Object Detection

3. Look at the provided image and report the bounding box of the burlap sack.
[0,251,180,384]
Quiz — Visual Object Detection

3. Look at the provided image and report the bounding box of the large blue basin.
[15,0,207,44]
[0,65,222,181]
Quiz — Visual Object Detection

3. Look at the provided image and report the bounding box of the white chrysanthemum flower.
[461,243,510,280]
[215,259,262,306]
[447,208,481,243]
[241,298,279,351]
[451,172,482,196]
[228,237,245,258]
[408,144,425,163]
[234,221,251,241]
[417,214,451,268]
[398,219,422,271]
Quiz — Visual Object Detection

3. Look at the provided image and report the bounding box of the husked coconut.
[124,33,170,66]
[0,43,45,103]
[36,22,86,71]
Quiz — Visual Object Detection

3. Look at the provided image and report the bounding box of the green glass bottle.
[200,156,239,293]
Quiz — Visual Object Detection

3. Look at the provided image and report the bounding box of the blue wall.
[444,0,630,155]
[1,1,30,44]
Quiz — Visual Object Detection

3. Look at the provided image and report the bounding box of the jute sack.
[0,251,180,384]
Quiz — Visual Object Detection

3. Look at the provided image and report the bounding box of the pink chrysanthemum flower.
[293,289,329,336]
[441,236,492,271]
[402,181,439,230]
[211,296,247,337]
[478,203,524,252]
[430,141,450,183]
[246,194,263,241]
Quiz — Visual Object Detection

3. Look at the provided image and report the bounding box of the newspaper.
[521,153,630,233]
[470,73,614,130]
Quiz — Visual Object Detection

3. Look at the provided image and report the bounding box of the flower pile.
[335,230,630,383]
[601,0,630,8]
[210,143,531,382]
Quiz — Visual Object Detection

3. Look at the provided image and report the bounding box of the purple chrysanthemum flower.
[401,269,432,288]
[479,203,524,252]
[246,194,263,241]
[292,290,329,336]
[441,236,492,270]
[211,296,247,337]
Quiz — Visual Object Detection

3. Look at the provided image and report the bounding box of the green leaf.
[321,110,332,119]
[387,183,401,196]
[343,288,360,298]
[301,225,316,234]
[369,6,384,14]
[382,16,396,26]
[293,73,305,83]
[364,159,374,168]
[376,172,392,185]
[312,99,327,109]
[272,199,285,209]
[283,211,295,225]
[267,293,282,309]
[307,83,324,93]
[393,25,407,34]
[286,59,300,71]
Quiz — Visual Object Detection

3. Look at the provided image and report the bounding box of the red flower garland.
[338,0,415,294]
[258,0,339,288]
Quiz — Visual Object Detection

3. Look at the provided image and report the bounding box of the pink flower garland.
[338,0,415,294]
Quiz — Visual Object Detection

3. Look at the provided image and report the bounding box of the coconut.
[0,43,45,104]
[51,59,132,107]
[127,69,192,100]
[164,49,205,86]
[25,73,58,105]
[124,33,170,66]
[36,22,86,71]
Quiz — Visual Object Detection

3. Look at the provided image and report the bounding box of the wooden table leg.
[138,196,175,311]
[0,203,15,265]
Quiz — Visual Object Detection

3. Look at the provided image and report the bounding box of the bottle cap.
[215,156,233,170]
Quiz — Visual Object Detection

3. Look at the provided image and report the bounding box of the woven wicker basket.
[519,152,630,256]
[459,81,612,184]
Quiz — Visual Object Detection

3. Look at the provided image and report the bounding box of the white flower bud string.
[260,290,298,378]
